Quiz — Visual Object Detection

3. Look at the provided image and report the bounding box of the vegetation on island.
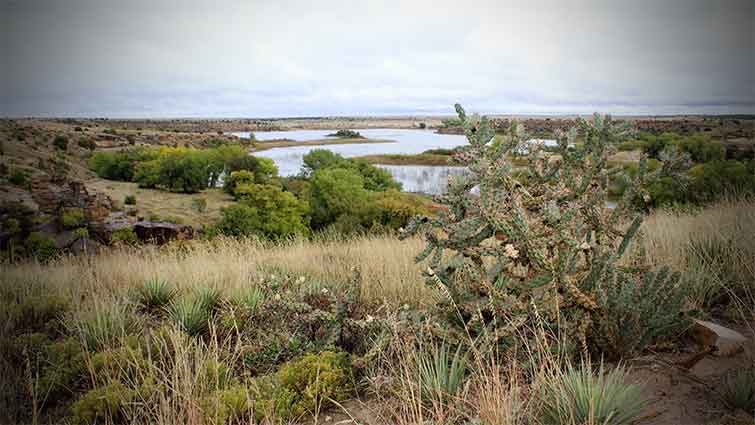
[326,129,364,138]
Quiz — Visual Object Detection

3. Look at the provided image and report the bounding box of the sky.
[1,0,754,117]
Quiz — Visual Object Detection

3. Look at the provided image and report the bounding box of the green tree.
[302,149,347,176]
[308,167,369,229]
[156,148,209,193]
[216,184,309,239]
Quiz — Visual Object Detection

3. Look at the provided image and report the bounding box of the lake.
[232,129,470,194]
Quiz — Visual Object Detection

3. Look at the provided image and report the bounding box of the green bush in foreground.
[123,194,136,205]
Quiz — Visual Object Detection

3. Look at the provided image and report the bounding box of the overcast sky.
[2,0,753,117]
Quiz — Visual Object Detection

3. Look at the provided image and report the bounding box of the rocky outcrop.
[30,178,113,220]
[133,221,193,244]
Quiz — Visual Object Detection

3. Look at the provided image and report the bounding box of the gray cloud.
[2,0,753,117]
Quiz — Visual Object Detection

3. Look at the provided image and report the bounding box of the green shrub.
[720,367,755,414]
[153,147,210,193]
[133,279,176,312]
[223,170,256,196]
[273,351,353,417]
[13,335,86,402]
[133,159,162,188]
[6,294,69,335]
[61,207,86,229]
[301,149,400,191]
[70,381,134,425]
[110,227,139,245]
[416,343,468,407]
[202,384,252,424]
[52,135,68,151]
[674,134,725,163]
[218,183,310,239]
[123,194,136,205]
[592,267,690,358]
[77,138,96,150]
[24,232,58,262]
[370,189,431,230]
[309,167,369,229]
[89,148,158,181]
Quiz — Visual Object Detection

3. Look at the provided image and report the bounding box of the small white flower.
[643,193,651,203]
[297,276,306,284]
[579,241,591,251]
[365,314,374,323]
[321,288,329,294]
[504,243,519,259]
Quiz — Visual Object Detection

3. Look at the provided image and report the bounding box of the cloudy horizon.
[2,0,754,118]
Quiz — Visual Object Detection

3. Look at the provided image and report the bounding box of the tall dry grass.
[0,235,431,307]
[633,199,755,320]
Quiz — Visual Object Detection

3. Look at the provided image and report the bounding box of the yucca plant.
[235,287,265,312]
[538,362,647,425]
[195,286,222,312]
[168,298,210,337]
[416,342,468,408]
[720,367,755,414]
[69,301,139,351]
[133,278,176,312]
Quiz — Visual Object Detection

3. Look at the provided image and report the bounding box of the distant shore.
[250,137,395,152]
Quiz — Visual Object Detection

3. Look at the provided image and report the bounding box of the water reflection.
[376,165,468,195]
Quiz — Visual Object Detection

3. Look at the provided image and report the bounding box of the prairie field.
[1,199,753,425]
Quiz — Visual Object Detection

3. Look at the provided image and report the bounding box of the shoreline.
[250,137,396,152]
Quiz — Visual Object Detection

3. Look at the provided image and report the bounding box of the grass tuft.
[133,278,176,312]
[538,362,647,425]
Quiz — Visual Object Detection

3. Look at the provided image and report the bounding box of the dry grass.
[633,199,755,319]
[85,179,235,227]
[0,235,431,307]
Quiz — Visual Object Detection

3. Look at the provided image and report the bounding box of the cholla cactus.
[403,104,684,356]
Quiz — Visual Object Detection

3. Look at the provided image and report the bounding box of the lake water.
[232,129,470,194]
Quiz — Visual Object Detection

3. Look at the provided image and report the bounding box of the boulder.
[90,211,134,242]
[690,319,748,356]
[133,221,193,244]
[54,230,79,249]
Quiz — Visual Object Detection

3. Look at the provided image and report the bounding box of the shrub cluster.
[89,144,276,193]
